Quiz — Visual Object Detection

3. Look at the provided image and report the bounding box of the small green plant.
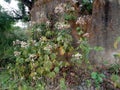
[78,38,91,62]
[91,72,105,88]
[81,0,93,14]
[93,46,104,52]
[109,63,120,74]
[0,70,45,90]
[64,13,76,21]
[76,27,84,35]
[111,74,120,88]
[60,78,67,90]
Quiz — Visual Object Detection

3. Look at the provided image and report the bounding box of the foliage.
[111,37,120,74]
[78,38,91,61]
[0,5,15,67]
[109,63,120,74]
[81,0,93,14]
[60,78,67,90]
[91,72,105,87]
[111,74,120,88]
[0,1,95,89]
[0,70,45,90]
[2,0,120,89]
[0,6,14,31]
[0,28,28,67]
[6,21,91,89]
[4,0,30,21]
[0,5,27,67]
[17,2,30,22]
[64,13,76,21]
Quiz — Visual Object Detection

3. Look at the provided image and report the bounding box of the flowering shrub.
[8,1,93,89]
[8,20,92,89]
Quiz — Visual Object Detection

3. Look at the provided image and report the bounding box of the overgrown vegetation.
[0,0,120,90]
[0,5,15,67]
[7,22,89,89]
[0,5,28,67]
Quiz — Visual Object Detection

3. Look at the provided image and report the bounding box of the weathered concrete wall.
[89,0,120,65]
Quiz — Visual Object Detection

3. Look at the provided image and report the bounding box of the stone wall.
[89,0,120,65]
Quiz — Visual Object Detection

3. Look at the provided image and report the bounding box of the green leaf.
[60,78,67,90]
[54,67,60,73]
[99,74,105,78]
[111,74,120,82]
[94,46,104,51]
[76,27,81,31]
[44,55,49,60]
[111,74,120,88]
[91,72,97,79]
[50,53,56,60]
[97,77,103,82]
[48,72,56,78]
[36,68,44,74]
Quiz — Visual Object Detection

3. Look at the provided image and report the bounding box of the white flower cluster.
[76,17,86,25]
[76,15,91,25]
[29,40,36,45]
[44,45,52,51]
[54,44,58,49]
[46,20,51,26]
[66,6,75,12]
[39,36,47,41]
[29,54,37,61]
[13,40,21,45]
[36,28,42,32]
[72,53,82,59]
[13,40,29,48]
[72,0,79,4]
[20,41,28,48]
[54,3,66,14]
[14,51,21,56]
[55,22,70,30]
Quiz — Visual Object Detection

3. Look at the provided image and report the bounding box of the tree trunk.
[89,0,120,65]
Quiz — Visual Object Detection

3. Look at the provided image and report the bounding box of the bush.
[0,27,28,67]
[7,22,90,89]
